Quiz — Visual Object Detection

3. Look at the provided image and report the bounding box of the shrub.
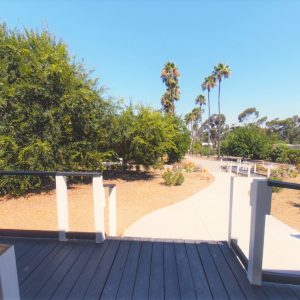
[270,177,282,193]
[162,170,185,186]
[182,162,196,172]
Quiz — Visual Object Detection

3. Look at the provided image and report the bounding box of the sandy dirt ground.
[0,170,213,236]
[271,175,300,232]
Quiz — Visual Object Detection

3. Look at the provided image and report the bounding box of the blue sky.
[1,0,300,124]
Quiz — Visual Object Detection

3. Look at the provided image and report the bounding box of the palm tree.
[184,112,194,153]
[202,75,216,156]
[161,62,180,114]
[195,95,206,156]
[213,63,231,158]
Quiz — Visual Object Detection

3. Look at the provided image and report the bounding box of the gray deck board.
[132,240,152,300]
[1,237,300,300]
[164,242,181,300]
[149,242,164,300]
[116,241,141,300]
[51,242,95,299]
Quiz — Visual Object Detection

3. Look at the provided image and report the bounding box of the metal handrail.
[267,179,300,190]
[0,170,102,177]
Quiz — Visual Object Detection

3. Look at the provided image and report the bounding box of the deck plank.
[101,240,131,299]
[84,239,120,299]
[67,240,110,299]
[149,242,164,300]
[174,242,197,300]
[164,242,180,300]
[20,242,75,299]
[132,240,152,300]
[34,243,85,299]
[218,241,268,300]
[116,241,142,300]
[261,282,285,300]
[273,283,300,300]
[196,242,230,300]
[51,242,95,299]
[18,240,57,284]
[185,242,213,300]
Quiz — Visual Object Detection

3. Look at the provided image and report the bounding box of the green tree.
[221,125,272,159]
[0,25,113,194]
[202,75,216,156]
[161,62,180,114]
[195,95,206,155]
[213,63,231,158]
[238,107,259,124]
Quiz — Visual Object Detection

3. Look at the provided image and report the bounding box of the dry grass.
[0,169,213,236]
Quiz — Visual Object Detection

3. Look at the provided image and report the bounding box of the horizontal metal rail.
[0,170,102,177]
[267,179,300,190]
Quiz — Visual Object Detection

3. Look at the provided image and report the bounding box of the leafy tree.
[0,24,113,194]
[266,116,300,144]
[110,106,190,166]
[221,125,272,159]
[160,62,180,114]
[213,63,231,158]
[238,107,259,123]
[202,114,226,148]
[202,75,216,156]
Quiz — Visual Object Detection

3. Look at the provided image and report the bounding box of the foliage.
[221,125,272,159]
[270,177,282,193]
[181,162,196,172]
[109,106,190,167]
[238,107,259,123]
[162,169,184,186]
[266,116,300,144]
[160,62,180,114]
[269,145,300,164]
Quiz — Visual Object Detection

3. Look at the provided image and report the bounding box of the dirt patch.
[0,170,213,236]
[271,176,300,232]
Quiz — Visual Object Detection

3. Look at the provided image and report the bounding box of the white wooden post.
[248,179,272,285]
[0,245,20,300]
[237,163,240,175]
[267,165,271,178]
[248,164,251,177]
[229,162,232,174]
[254,164,257,173]
[228,176,235,244]
[108,185,117,236]
[93,176,105,243]
[55,176,69,241]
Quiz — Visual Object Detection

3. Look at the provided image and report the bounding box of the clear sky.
[1,0,300,124]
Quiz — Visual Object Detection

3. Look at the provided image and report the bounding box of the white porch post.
[247,179,272,285]
[93,176,105,243]
[0,245,20,300]
[55,176,69,241]
[228,176,235,244]
[108,185,117,236]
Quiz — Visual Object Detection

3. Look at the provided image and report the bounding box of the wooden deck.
[1,237,300,300]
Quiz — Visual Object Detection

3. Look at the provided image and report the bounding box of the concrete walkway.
[124,156,300,275]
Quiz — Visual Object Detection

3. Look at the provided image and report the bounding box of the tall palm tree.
[213,63,231,158]
[195,95,206,156]
[202,75,216,156]
[161,62,180,114]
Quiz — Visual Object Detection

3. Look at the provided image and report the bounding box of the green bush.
[221,126,272,159]
[162,169,185,186]
[270,177,282,193]
[269,145,300,164]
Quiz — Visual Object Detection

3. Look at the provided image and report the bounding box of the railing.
[228,176,300,285]
[0,170,117,243]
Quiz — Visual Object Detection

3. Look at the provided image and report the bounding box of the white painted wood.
[248,165,251,177]
[229,162,232,173]
[247,179,272,285]
[254,164,257,173]
[0,245,20,300]
[55,176,69,241]
[93,176,105,243]
[108,185,117,236]
[228,176,234,244]
[267,165,271,178]
[237,163,240,175]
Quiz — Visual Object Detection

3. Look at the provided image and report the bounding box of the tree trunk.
[207,90,211,157]
[217,79,221,159]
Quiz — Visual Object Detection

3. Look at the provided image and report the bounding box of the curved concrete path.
[124,158,231,240]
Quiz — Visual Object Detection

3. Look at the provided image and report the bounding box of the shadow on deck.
[1,236,300,300]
